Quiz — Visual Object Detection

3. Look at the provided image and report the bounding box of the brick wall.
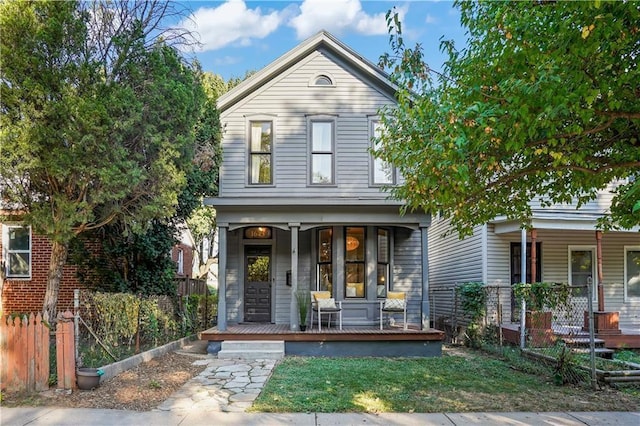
[172,243,194,278]
[2,233,87,315]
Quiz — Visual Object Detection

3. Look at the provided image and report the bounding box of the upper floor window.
[249,121,273,184]
[625,247,640,300]
[3,225,31,278]
[371,120,395,185]
[176,248,184,275]
[310,120,335,185]
[309,73,335,87]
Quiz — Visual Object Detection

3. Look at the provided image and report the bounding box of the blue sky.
[177,0,467,80]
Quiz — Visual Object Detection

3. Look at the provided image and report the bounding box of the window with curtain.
[3,225,31,278]
[249,121,272,184]
[345,227,365,298]
[317,228,333,293]
[377,228,390,298]
[310,121,334,184]
[625,247,640,299]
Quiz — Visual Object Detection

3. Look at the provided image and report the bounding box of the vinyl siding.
[427,216,485,324]
[219,48,396,199]
[393,227,423,325]
[225,229,241,322]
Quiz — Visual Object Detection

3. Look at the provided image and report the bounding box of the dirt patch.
[3,342,209,412]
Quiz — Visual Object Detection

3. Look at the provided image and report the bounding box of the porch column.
[420,225,430,330]
[596,230,604,311]
[289,223,300,331]
[530,229,537,283]
[217,224,228,331]
[520,227,527,349]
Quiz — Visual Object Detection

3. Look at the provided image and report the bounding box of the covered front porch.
[201,323,445,357]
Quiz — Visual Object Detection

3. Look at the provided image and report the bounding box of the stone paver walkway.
[156,357,278,413]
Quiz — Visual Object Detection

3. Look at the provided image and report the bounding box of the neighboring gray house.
[206,31,430,331]
[429,181,640,331]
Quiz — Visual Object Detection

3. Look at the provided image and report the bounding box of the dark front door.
[244,246,271,322]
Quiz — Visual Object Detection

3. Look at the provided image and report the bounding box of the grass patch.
[252,347,640,413]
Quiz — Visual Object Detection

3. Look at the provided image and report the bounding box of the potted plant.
[295,289,310,331]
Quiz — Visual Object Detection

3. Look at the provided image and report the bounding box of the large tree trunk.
[42,240,70,322]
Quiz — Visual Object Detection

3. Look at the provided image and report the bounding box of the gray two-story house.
[206,31,431,332]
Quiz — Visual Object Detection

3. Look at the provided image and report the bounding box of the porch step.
[571,347,615,359]
[563,337,606,348]
[217,340,285,360]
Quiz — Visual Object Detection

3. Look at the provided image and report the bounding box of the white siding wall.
[225,230,241,322]
[219,49,396,198]
[427,216,485,324]
[529,181,621,214]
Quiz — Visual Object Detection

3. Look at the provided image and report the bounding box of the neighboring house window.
[377,228,390,298]
[249,121,273,184]
[345,227,365,298]
[3,225,31,278]
[568,246,596,300]
[317,228,333,293]
[310,119,334,185]
[625,247,640,300]
[177,248,184,275]
[371,120,395,185]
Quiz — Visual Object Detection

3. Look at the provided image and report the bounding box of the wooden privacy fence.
[174,277,208,296]
[1,313,50,392]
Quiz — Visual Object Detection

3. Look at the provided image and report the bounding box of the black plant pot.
[300,324,307,331]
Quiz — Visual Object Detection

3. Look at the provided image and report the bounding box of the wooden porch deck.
[201,323,445,343]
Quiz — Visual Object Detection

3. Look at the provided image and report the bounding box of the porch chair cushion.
[383,291,406,311]
[316,297,338,310]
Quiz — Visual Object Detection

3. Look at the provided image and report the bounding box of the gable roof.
[217,30,396,113]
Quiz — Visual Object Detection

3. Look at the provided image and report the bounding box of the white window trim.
[307,115,337,186]
[624,246,640,302]
[245,114,277,187]
[308,72,336,87]
[177,248,184,275]
[568,245,597,302]
[369,119,396,186]
[2,224,32,279]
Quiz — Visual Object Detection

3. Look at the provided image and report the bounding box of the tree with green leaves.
[0,0,205,320]
[377,1,640,237]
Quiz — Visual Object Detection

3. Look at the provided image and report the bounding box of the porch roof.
[492,211,640,234]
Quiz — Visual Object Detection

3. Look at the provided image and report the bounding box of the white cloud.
[289,0,405,40]
[425,14,437,25]
[179,0,290,52]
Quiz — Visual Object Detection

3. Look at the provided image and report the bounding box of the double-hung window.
[249,121,273,185]
[377,228,390,298]
[568,246,596,300]
[310,120,334,185]
[317,228,333,293]
[3,225,31,278]
[625,247,640,300]
[371,120,395,185]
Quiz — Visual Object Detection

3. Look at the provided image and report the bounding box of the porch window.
[377,228,390,297]
[625,247,640,299]
[3,225,31,278]
[345,227,365,298]
[569,247,596,300]
[317,228,333,293]
[310,120,334,185]
[249,121,272,184]
[371,120,395,185]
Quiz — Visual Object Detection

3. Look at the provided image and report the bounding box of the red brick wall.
[2,234,87,315]
[172,243,194,278]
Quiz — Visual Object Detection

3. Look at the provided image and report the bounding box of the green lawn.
[250,348,640,413]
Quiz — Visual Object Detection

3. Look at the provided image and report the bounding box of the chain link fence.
[429,282,625,387]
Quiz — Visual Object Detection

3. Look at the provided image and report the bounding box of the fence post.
[587,281,597,390]
[56,310,76,390]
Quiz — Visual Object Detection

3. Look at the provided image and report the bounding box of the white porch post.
[217,224,228,331]
[520,227,527,349]
[420,225,430,330]
[289,223,300,331]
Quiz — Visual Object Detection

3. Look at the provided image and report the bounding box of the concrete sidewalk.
[2,408,639,426]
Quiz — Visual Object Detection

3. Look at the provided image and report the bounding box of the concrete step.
[563,337,606,347]
[217,340,285,360]
[571,347,615,359]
